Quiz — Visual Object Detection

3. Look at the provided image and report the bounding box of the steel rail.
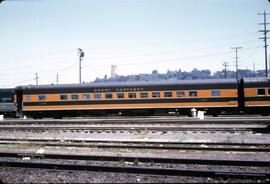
[0,138,269,146]
[0,160,268,178]
[3,150,270,165]
[0,126,268,132]
[0,140,269,152]
[11,153,270,167]
[0,154,269,178]
[1,118,270,125]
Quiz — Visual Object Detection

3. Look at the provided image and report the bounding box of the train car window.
[152,92,160,98]
[94,93,102,99]
[38,95,46,101]
[117,93,124,99]
[0,97,12,103]
[25,95,31,102]
[211,90,220,97]
[176,91,185,97]
[189,91,197,97]
[128,92,136,98]
[71,94,79,100]
[164,91,172,98]
[140,92,148,98]
[105,93,113,99]
[268,89,270,95]
[82,94,90,100]
[60,95,68,100]
[257,88,266,96]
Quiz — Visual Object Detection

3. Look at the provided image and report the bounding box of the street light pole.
[77,48,84,84]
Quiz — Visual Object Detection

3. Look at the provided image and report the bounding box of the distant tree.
[200,69,211,79]
[152,70,159,75]
[190,68,200,79]
[93,67,266,83]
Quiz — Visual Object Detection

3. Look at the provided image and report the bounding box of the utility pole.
[231,47,242,81]
[77,48,85,84]
[253,62,256,77]
[223,62,229,78]
[35,72,39,85]
[258,11,270,77]
[56,72,59,84]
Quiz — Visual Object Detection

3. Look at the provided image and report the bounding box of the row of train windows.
[0,97,12,103]
[30,90,221,101]
[54,91,190,101]
[257,88,270,96]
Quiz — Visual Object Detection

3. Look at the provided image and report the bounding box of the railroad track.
[2,117,270,125]
[0,151,269,179]
[0,138,270,152]
[0,117,269,182]
[0,125,269,133]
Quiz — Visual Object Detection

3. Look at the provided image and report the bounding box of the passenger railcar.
[243,79,270,115]
[15,79,241,118]
[10,78,270,118]
[0,88,16,117]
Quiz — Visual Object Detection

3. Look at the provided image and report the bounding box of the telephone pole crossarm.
[223,62,229,78]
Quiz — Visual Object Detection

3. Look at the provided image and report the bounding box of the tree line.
[94,68,268,82]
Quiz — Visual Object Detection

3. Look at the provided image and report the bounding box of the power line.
[0,32,260,68]
[87,40,261,61]
[88,45,261,68]
[0,62,78,77]
[0,78,35,88]
[258,11,270,77]
[0,45,262,86]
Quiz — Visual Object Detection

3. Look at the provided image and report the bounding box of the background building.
[111,65,118,78]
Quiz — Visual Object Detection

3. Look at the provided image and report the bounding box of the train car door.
[15,88,23,118]
[237,78,245,112]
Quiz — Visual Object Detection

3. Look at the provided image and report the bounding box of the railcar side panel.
[21,87,238,116]
[243,81,270,115]
[0,88,16,117]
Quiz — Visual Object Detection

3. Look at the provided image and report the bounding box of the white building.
[111,65,118,78]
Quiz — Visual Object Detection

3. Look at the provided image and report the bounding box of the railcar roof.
[0,88,15,93]
[17,79,233,89]
[16,77,270,90]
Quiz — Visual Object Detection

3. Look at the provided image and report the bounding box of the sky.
[0,0,269,87]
